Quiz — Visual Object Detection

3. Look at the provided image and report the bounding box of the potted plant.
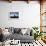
[32,27,43,40]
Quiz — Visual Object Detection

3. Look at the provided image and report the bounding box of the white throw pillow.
[2,29,10,36]
[21,28,27,35]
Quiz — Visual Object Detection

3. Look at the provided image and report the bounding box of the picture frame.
[10,12,19,18]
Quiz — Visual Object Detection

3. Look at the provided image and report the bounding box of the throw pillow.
[14,28,21,33]
[8,27,14,34]
[21,28,27,35]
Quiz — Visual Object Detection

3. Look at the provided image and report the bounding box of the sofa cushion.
[9,33,34,43]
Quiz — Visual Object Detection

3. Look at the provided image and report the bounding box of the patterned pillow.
[14,28,21,33]
[8,27,14,34]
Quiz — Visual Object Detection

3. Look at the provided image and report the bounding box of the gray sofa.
[9,33,34,43]
[4,27,34,43]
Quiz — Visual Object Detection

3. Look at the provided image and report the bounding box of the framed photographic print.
[10,12,19,18]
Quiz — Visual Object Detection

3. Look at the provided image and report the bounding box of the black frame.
[10,12,19,18]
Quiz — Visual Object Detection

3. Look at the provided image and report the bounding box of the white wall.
[0,1,40,28]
